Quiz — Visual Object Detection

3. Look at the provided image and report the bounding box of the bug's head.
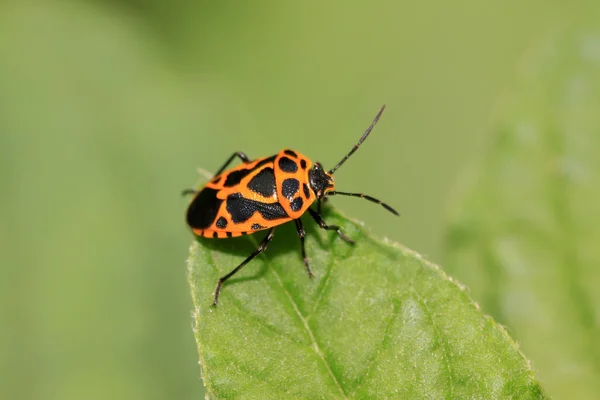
[308,162,335,199]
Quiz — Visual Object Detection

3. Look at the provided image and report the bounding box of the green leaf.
[444,27,600,399]
[188,210,545,399]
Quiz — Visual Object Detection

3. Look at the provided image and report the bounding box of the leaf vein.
[268,261,349,399]
[414,289,455,398]
[308,239,339,319]
[351,297,401,394]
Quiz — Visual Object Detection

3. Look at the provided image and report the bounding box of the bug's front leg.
[307,208,355,244]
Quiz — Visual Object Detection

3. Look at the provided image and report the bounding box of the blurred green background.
[1,1,597,399]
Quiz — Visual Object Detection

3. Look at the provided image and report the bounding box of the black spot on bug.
[221,156,276,188]
[212,231,218,238]
[216,216,228,229]
[300,159,307,170]
[226,193,288,223]
[224,169,253,187]
[186,187,223,230]
[226,232,232,238]
[284,149,298,158]
[278,156,298,173]
[282,178,299,199]
[226,195,256,223]
[242,232,247,235]
[251,223,264,230]
[248,167,276,197]
[290,197,304,212]
[303,183,310,199]
[255,155,276,168]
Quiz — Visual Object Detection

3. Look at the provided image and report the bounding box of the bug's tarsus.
[294,218,314,278]
[328,105,386,175]
[181,189,197,197]
[308,208,355,244]
[212,228,275,306]
[214,151,251,177]
[328,190,400,216]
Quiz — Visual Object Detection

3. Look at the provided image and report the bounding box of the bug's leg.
[212,228,275,306]
[317,197,329,214]
[308,208,355,244]
[294,218,314,278]
[214,152,251,177]
[181,189,197,196]
[184,153,249,195]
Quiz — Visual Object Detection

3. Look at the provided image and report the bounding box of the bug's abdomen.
[187,164,294,239]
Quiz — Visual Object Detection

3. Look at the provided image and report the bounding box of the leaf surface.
[188,210,545,399]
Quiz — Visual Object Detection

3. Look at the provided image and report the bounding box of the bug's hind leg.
[212,228,274,306]
[214,151,251,177]
[294,218,315,278]
[307,208,355,245]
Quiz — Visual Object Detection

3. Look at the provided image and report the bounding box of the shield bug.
[184,105,398,305]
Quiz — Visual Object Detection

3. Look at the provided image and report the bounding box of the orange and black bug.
[184,105,399,305]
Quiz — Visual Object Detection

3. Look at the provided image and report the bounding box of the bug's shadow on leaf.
[194,222,306,287]
[194,235,269,284]
[193,206,348,289]
[307,206,360,250]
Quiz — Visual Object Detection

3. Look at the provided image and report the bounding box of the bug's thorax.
[308,162,335,199]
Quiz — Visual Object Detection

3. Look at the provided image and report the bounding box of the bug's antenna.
[327,190,400,216]
[328,105,386,175]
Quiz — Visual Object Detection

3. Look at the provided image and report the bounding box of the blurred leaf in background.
[0,0,596,399]
[444,25,600,400]
[0,2,207,399]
